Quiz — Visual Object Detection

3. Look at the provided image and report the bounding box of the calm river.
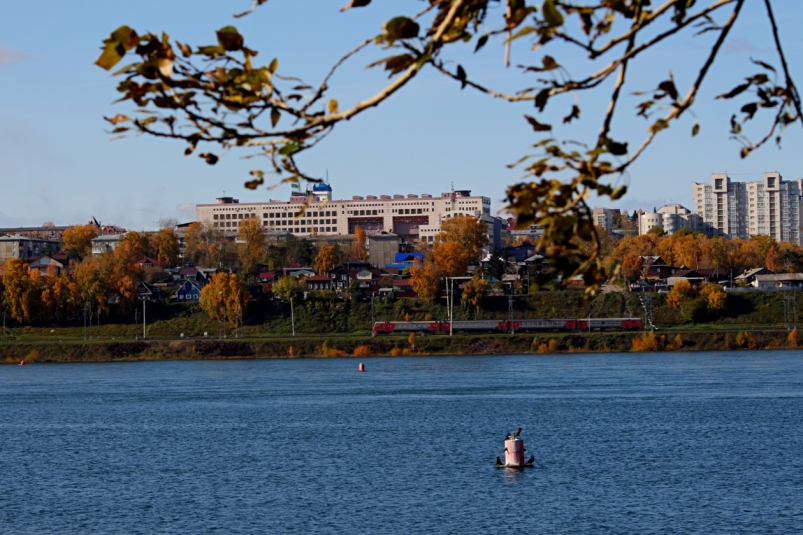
[1,352,802,534]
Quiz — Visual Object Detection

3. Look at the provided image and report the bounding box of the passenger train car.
[373,318,643,335]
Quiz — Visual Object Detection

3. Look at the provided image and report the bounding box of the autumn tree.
[409,258,440,302]
[667,279,697,309]
[461,277,489,311]
[154,228,180,267]
[700,282,727,313]
[98,0,803,297]
[238,217,266,279]
[116,231,150,265]
[2,259,30,322]
[435,215,488,263]
[433,241,471,277]
[314,244,338,275]
[183,222,204,265]
[351,226,367,262]
[199,272,250,327]
[62,225,98,258]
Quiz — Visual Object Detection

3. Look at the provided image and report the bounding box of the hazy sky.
[1,1,802,230]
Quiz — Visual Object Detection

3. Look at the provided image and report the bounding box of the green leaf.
[95,25,139,70]
[216,26,244,51]
[268,58,279,73]
[271,108,281,127]
[605,139,628,155]
[456,65,467,89]
[542,0,564,27]
[649,118,669,134]
[199,153,219,165]
[524,114,552,132]
[562,105,580,124]
[716,83,750,100]
[474,34,489,53]
[341,0,371,11]
[382,17,420,42]
[198,45,225,57]
[535,88,550,111]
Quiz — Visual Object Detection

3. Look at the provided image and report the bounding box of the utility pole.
[450,278,454,337]
[291,297,295,337]
[508,293,514,335]
[142,298,146,339]
[371,292,375,338]
[1,311,6,341]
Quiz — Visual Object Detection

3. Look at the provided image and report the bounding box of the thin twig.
[763,0,803,129]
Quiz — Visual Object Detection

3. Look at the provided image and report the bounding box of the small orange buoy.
[358,363,365,372]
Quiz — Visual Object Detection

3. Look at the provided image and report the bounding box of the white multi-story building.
[692,172,803,243]
[638,204,701,235]
[195,184,502,246]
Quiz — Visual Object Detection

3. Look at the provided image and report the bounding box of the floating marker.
[358,363,365,372]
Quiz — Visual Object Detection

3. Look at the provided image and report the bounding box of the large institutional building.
[692,172,803,243]
[195,184,506,246]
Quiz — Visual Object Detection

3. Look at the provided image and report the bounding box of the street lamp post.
[371,292,375,338]
[141,298,147,340]
[290,296,295,337]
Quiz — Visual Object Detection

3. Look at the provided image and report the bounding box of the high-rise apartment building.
[691,172,803,243]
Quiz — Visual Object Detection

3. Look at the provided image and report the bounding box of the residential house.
[752,273,803,290]
[175,280,203,302]
[305,275,333,291]
[138,281,160,301]
[137,257,160,268]
[735,267,774,286]
[640,256,675,280]
[27,255,67,276]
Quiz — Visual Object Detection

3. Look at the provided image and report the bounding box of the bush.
[321,341,346,357]
[390,347,402,356]
[789,329,798,348]
[353,345,371,357]
[632,331,659,352]
[680,298,708,323]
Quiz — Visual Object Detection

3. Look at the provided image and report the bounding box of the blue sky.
[1,0,802,230]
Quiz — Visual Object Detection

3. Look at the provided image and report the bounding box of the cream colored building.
[196,185,496,245]
[692,172,803,243]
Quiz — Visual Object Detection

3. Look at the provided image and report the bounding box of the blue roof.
[313,183,332,192]
[394,252,423,263]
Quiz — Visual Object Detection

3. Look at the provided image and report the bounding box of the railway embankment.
[2,327,800,364]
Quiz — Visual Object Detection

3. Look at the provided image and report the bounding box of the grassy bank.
[3,290,800,342]
[2,328,800,364]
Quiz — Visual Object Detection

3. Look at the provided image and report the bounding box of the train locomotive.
[372,318,643,335]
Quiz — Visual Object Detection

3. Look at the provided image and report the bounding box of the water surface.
[1,352,802,534]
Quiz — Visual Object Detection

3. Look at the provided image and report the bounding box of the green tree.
[273,276,305,302]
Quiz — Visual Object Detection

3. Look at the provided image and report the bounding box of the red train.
[373,318,644,335]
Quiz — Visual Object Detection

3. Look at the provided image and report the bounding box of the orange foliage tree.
[433,241,471,277]
[409,258,440,301]
[62,225,98,257]
[351,226,367,261]
[434,215,488,262]
[314,244,338,275]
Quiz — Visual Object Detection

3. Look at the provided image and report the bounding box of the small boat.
[495,427,535,468]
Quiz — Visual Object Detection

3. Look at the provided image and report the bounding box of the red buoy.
[19,360,25,366]
[358,363,365,372]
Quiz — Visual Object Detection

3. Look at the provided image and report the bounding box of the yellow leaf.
[328,99,339,114]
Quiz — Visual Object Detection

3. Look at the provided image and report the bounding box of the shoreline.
[2,329,801,364]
